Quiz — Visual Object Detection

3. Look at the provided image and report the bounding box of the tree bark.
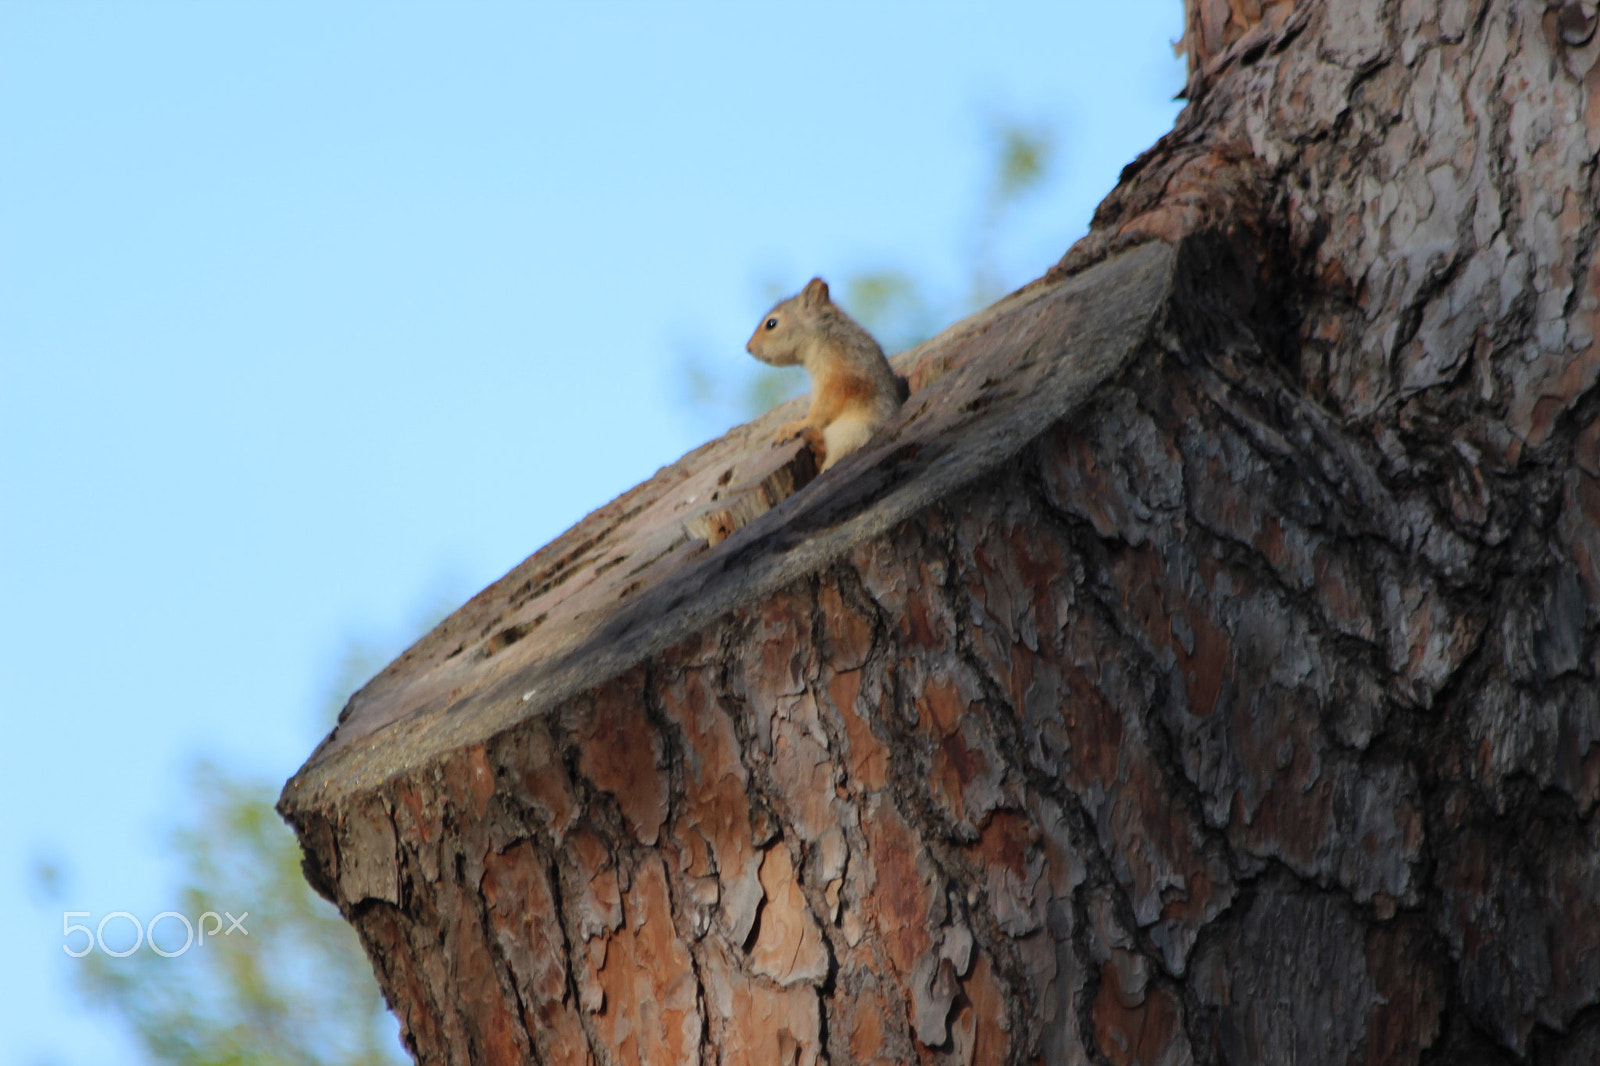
[281,2,1600,1064]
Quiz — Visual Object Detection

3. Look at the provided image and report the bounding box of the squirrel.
[746,277,908,472]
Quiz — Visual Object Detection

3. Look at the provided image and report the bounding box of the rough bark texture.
[282,2,1600,1064]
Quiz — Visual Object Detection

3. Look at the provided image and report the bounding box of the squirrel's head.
[746,277,831,367]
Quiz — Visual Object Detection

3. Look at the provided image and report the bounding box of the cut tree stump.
[282,3,1600,1063]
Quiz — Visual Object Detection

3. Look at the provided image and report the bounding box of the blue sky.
[0,3,1184,1062]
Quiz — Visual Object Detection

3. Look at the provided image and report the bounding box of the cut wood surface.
[282,2,1600,1063]
[280,240,1178,814]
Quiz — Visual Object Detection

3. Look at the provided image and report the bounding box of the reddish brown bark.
[283,2,1600,1063]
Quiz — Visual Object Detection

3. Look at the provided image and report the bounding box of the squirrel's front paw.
[774,421,826,466]
[773,419,810,444]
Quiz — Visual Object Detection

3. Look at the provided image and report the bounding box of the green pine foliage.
[77,763,406,1066]
[73,641,411,1066]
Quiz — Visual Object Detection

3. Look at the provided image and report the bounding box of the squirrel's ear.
[802,277,830,306]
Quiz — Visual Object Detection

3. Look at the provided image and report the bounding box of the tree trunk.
[280,3,1600,1064]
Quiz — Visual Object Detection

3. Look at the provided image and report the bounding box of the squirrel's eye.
[765,317,778,330]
